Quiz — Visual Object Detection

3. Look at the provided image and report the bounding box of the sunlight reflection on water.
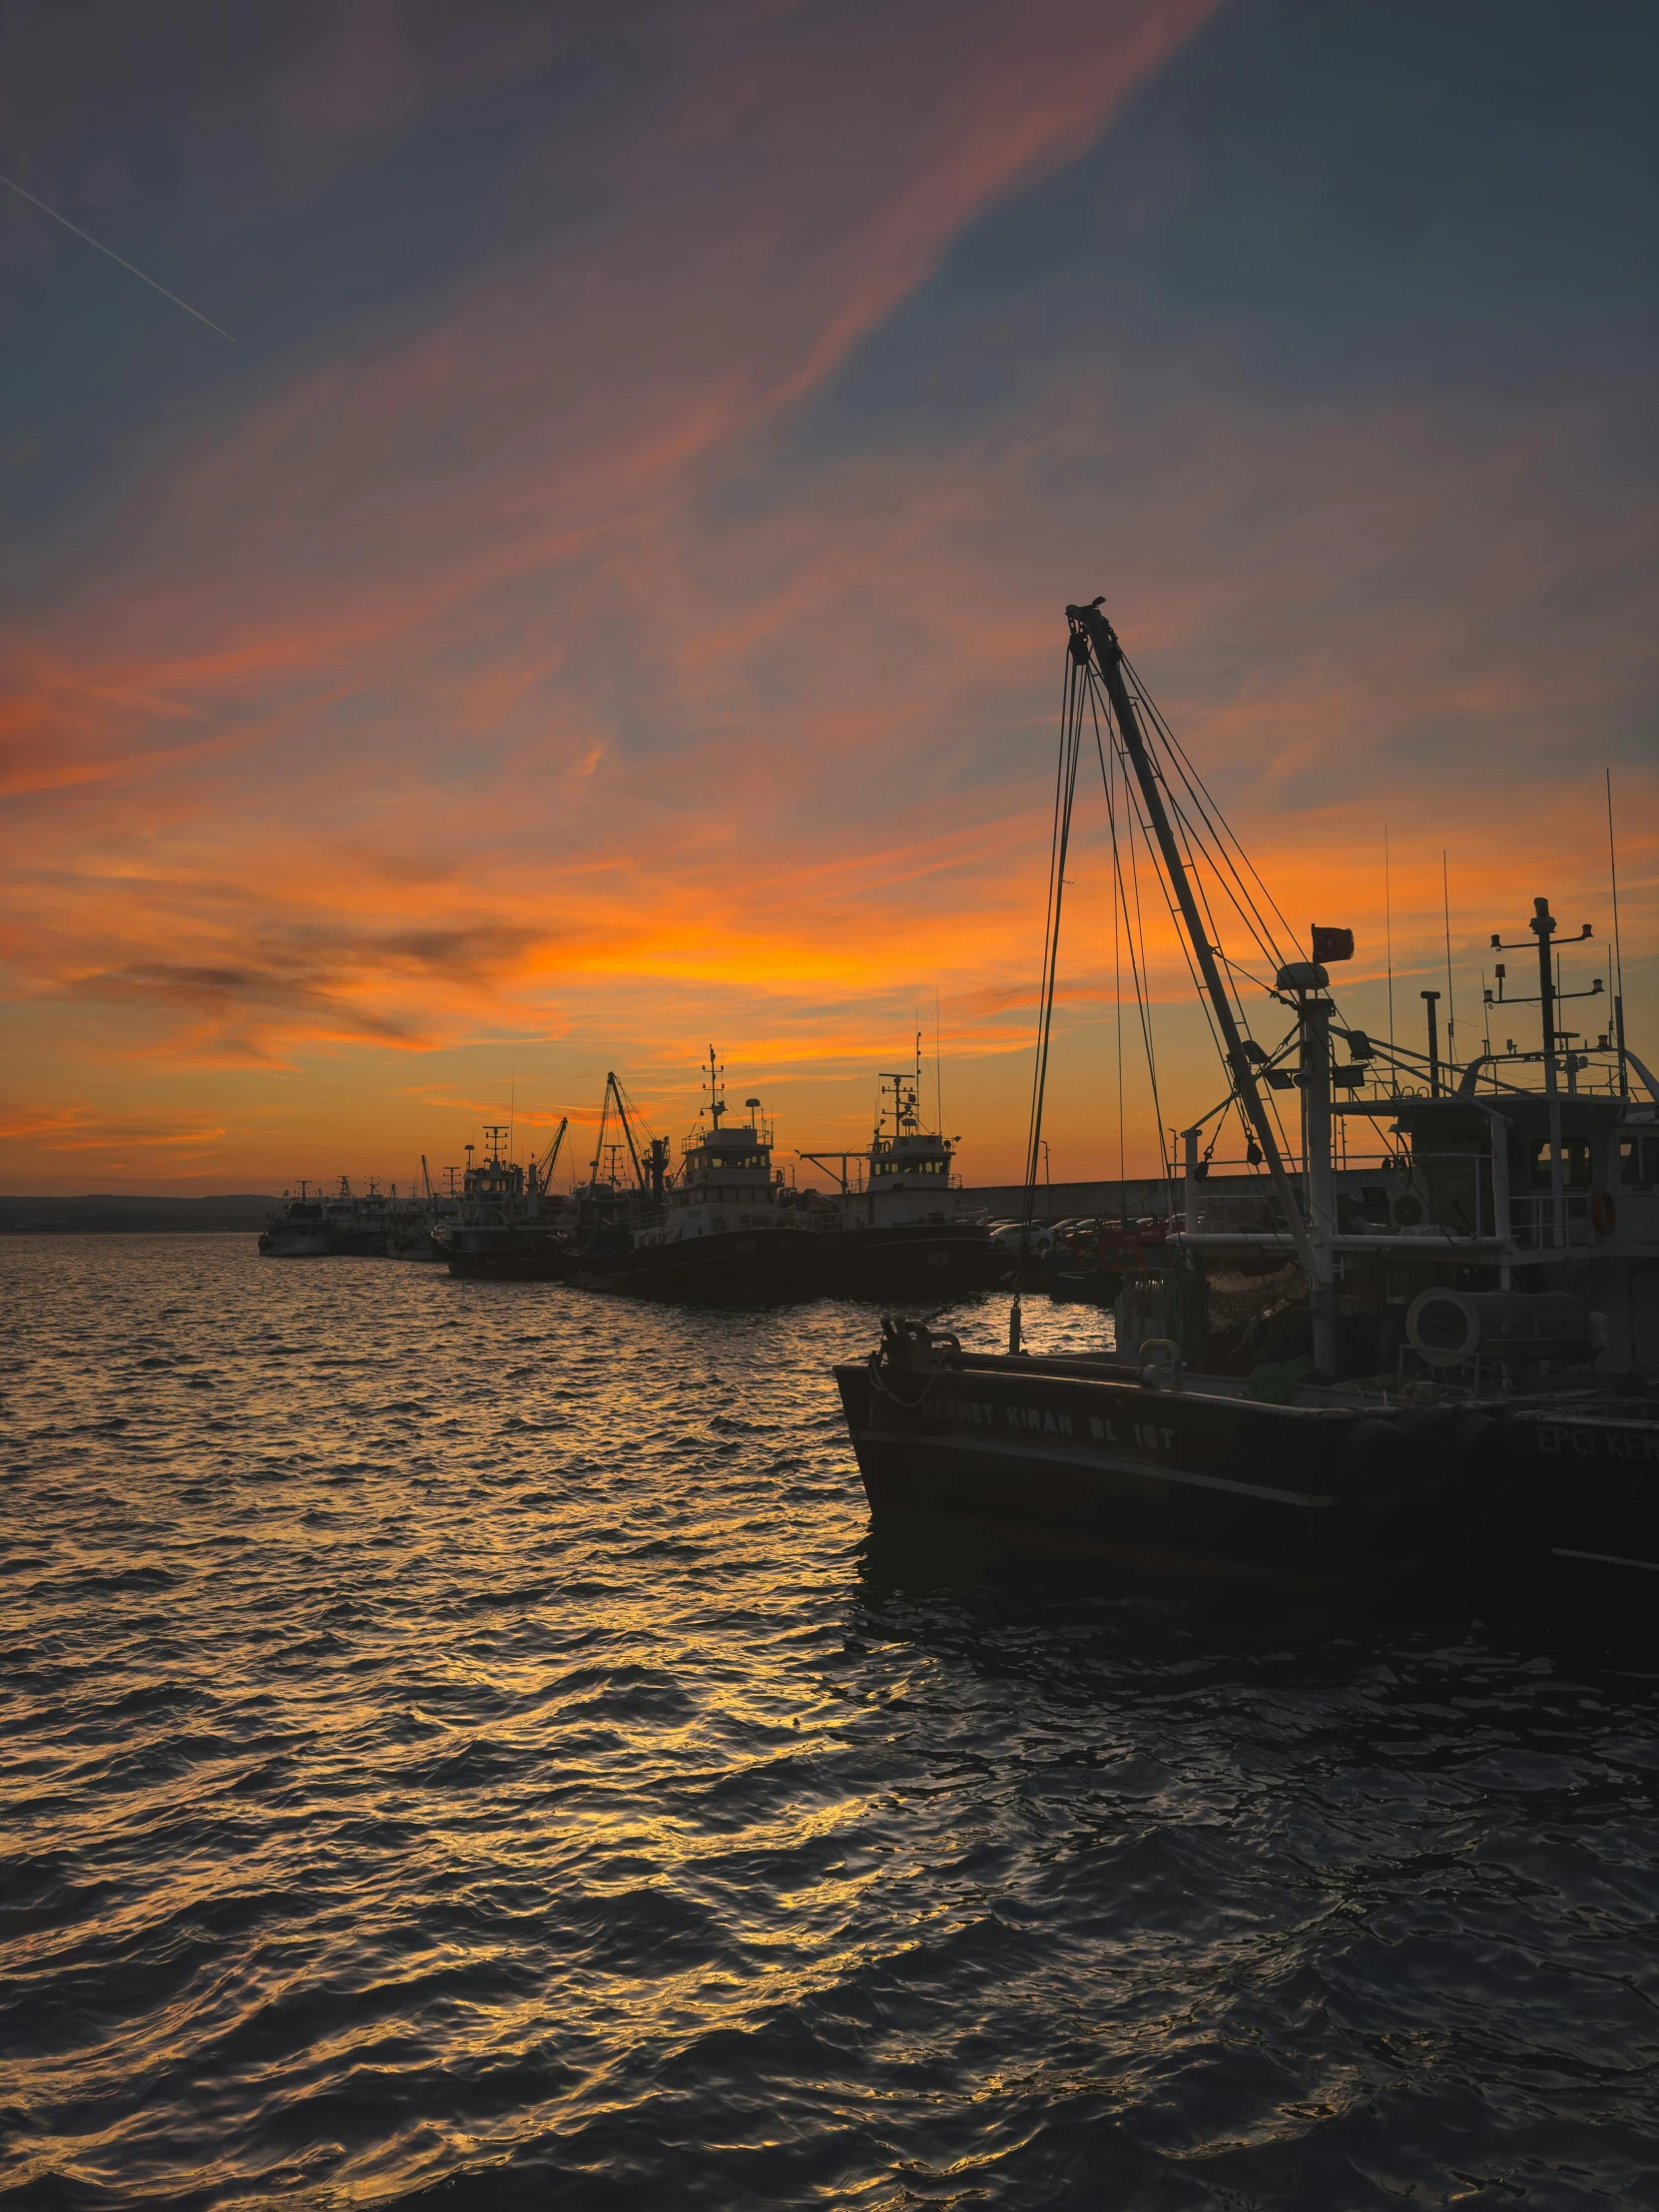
[3,1238,1656,2209]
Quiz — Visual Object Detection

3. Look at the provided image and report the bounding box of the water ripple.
[2,1238,1657,2208]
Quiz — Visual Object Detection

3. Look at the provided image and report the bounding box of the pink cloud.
[5,0,1655,1194]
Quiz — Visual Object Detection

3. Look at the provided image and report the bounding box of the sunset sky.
[2,0,1654,1195]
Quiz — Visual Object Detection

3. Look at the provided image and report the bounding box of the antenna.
[1608,768,1628,1096]
[1441,851,1456,1076]
[1383,826,1395,1076]
[704,1044,726,1129]
[934,986,943,1134]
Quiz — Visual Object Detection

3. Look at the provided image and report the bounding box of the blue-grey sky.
[2,0,1653,1188]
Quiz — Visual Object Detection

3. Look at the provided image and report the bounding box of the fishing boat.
[259,1182,332,1257]
[791,1047,1001,1298]
[434,1121,571,1281]
[259,1176,389,1256]
[385,1180,444,1261]
[834,599,1658,1606]
[572,1054,802,1304]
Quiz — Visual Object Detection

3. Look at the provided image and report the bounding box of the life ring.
[1590,1189,1617,1237]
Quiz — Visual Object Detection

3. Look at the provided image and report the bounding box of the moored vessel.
[260,1177,391,1256]
[572,1054,799,1304]
[833,600,1657,1609]
[434,1122,571,1281]
[791,1048,1000,1299]
[259,1182,331,1257]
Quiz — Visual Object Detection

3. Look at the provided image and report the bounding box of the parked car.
[989,1221,1054,1254]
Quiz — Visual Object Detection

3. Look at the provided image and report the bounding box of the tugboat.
[434,1121,571,1280]
[834,600,1657,1607]
[572,1052,800,1304]
[791,1045,1001,1298]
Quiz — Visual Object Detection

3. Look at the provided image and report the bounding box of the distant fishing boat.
[434,1122,571,1281]
[571,1055,798,1304]
[259,1182,331,1257]
[260,1176,390,1257]
[792,1044,1000,1298]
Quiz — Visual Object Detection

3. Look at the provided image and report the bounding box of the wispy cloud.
[2,0,1652,1192]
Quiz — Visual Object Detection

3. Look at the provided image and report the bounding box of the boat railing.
[1507,1191,1594,1251]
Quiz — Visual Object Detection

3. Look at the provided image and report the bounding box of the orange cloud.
[4,1,1653,1195]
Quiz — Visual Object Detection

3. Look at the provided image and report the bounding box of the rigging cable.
[1022,653,1087,1214]
[1121,652,1298,964]
[1093,659,1301,1178]
[1090,683,1170,1187]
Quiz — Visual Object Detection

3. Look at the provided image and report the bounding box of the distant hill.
[0,1195,278,1235]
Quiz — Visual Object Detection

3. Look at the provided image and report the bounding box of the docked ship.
[834,599,1657,1609]
[434,1122,571,1280]
[572,1053,801,1304]
[259,1182,331,1257]
[791,1048,1001,1298]
[260,1176,392,1257]
[385,1177,445,1262]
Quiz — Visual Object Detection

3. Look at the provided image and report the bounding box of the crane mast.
[1068,599,1335,1371]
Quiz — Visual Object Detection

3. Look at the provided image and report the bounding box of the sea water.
[3,1237,1656,2208]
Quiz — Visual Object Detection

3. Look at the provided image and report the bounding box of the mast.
[1531,899,1567,1252]
[606,1073,647,1189]
[1607,770,1628,1098]
[1491,897,1592,1257]
[1069,602,1328,1327]
[705,1045,725,1130]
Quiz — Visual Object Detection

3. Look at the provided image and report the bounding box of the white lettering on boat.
[1537,1424,1659,1463]
[1005,1405,1074,1436]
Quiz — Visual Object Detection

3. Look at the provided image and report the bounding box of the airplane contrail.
[0,169,235,341]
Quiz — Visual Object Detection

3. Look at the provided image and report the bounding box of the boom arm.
[534,1117,568,1192]
[1070,600,1321,1286]
[606,1073,647,1189]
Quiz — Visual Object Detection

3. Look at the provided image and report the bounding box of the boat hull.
[572,1227,796,1305]
[791,1221,1002,1301]
[387,1229,443,1262]
[441,1234,570,1282]
[258,1228,333,1258]
[329,1228,389,1257]
[833,1347,1479,1587]
[1485,1400,1659,1601]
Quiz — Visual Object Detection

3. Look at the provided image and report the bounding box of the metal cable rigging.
[1021,611,1327,1266]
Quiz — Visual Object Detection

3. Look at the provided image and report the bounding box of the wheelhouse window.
[1619,1132,1659,1188]
[1529,1136,1593,1191]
